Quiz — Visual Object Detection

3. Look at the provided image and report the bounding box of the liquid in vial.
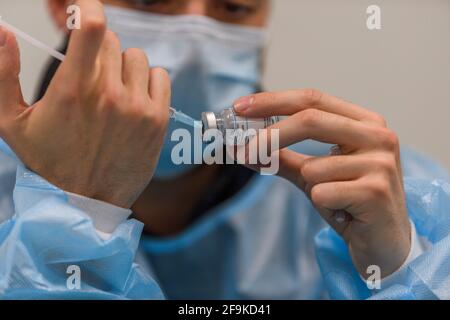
[201,108,280,145]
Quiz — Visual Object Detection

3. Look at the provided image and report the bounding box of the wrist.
[66,192,132,236]
[40,174,136,209]
[73,187,137,209]
[352,221,411,279]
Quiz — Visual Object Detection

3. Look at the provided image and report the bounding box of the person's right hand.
[0,0,171,208]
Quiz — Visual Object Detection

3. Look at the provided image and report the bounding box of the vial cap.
[201,112,217,133]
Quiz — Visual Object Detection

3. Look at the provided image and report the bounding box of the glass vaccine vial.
[201,108,280,145]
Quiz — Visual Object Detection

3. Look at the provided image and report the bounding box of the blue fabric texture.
[0,148,163,299]
[0,138,449,299]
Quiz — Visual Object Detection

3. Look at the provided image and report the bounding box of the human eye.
[218,0,259,19]
[125,0,178,14]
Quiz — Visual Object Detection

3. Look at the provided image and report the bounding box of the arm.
[0,0,170,299]
[0,165,164,299]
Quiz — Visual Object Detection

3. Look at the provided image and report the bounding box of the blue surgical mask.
[104,6,266,178]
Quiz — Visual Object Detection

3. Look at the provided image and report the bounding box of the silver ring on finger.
[329,145,342,156]
[334,210,352,224]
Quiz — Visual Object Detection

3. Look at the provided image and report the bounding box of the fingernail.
[0,26,7,47]
[233,96,254,113]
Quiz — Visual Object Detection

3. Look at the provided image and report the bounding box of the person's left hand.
[233,89,410,279]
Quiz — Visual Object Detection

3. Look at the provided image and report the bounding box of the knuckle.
[367,178,390,200]
[83,16,107,35]
[299,88,323,106]
[129,95,148,111]
[300,159,316,181]
[99,88,122,111]
[368,112,387,127]
[373,154,397,175]
[124,48,148,65]
[121,96,148,120]
[126,107,146,122]
[58,83,81,104]
[377,128,399,150]
[146,109,169,129]
[104,30,120,46]
[298,108,322,128]
[310,184,326,207]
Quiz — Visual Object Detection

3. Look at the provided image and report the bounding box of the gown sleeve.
[0,165,164,300]
[315,177,450,300]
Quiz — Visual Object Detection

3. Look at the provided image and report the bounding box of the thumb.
[275,149,311,189]
[0,26,27,118]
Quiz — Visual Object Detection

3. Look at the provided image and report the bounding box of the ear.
[46,0,73,34]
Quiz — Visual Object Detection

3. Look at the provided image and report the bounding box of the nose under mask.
[104,5,267,179]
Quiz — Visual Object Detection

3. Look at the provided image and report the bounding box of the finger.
[98,31,123,85]
[148,67,171,116]
[276,149,310,188]
[234,89,384,126]
[301,155,370,185]
[236,147,309,183]
[311,180,374,218]
[267,109,380,151]
[229,138,311,188]
[122,48,149,94]
[311,181,357,212]
[65,0,106,75]
[0,27,27,116]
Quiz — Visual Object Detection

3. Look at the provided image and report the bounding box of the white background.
[1,0,450,170]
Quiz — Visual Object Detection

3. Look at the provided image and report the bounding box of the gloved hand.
[234,89,410,279]
[0,0,170,209]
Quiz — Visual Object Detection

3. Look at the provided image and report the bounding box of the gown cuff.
[66,192,132,238]
[361,219,428,292]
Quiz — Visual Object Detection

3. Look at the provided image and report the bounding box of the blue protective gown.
[0,138,449,300]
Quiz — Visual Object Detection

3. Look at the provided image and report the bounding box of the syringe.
[0,16,199,128]
[168,108,200,127]
[0,16,66,62]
